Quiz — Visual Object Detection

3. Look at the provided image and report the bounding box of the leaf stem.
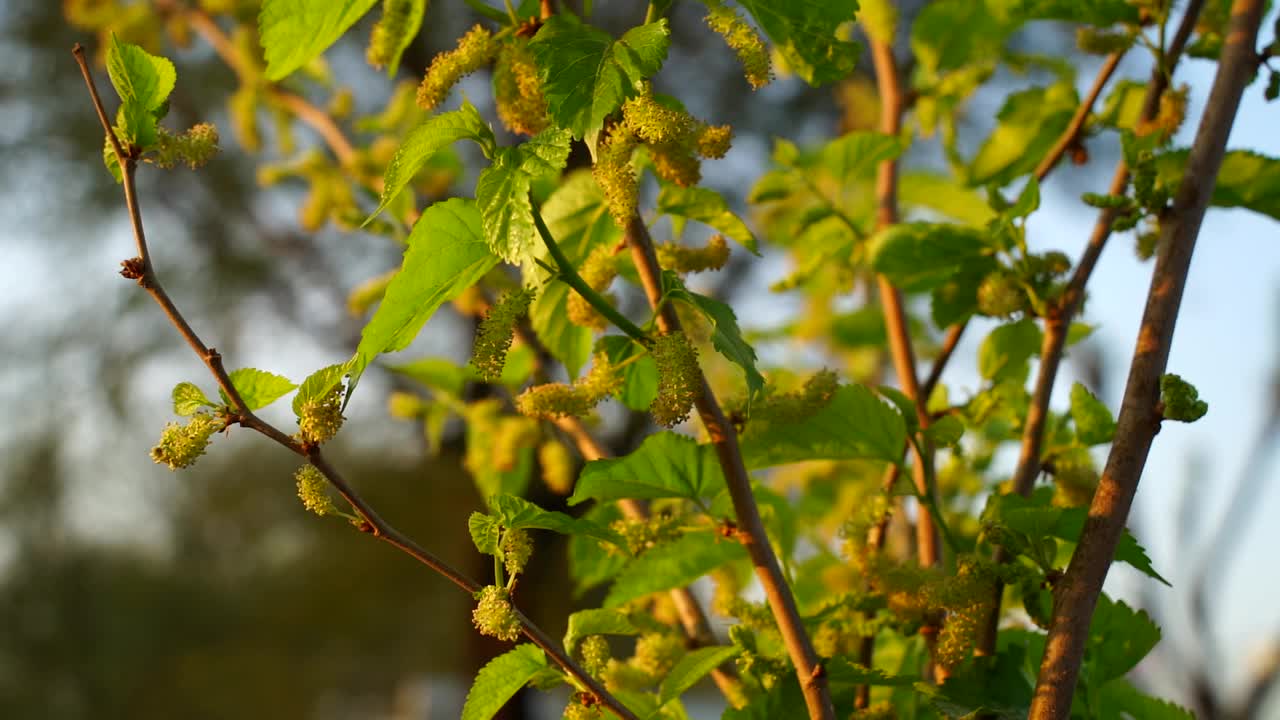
[531,203,651,344]
[72,43,640,720]
[1030,2,1267,715]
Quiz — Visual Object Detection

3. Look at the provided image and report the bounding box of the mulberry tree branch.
[622,214,836,720]
[1029,1,1267,716]
[72,43,639,720]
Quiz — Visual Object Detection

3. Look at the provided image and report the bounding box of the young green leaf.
[1016,0,1141,26]
[488,493,620,546]
[105,34,176,149]
[350,198,498,390]
[469,512,502,555]
[978,319,1043,383]
[173,382,215,416]
[529,15,671,138]
[563,608,641,654]
[1070,382,1116,445]
[970,83,1079,187]
[604,531,748,607]
[219,368,297,410]
[460,644,548,720]
[1096,678,1196,720]
[924,413,965,447]
[476,127,572,268]
[1160,373,1209,423]
[366,103,495,224]
[292,363,350,416]
[911,0,1018,77]
[1154,149,1280,221]
[667,283,765,398]
[569,431,726,506]
[735,0,860,85]
[259,0,380,81]
[1088,594,1162,684]
[739,384,908,468]
[656,184,759,255]
[658,645,742,705]
[869,223,991,292]
[820,131,904,182]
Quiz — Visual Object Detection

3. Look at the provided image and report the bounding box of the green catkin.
[493,39,548,136]
[621,94,694,145]
[294,465,337,517]
[752,369,840,422]
[976,270,1027,317]
[516,354,621,419]
[593,127,639,225]
[501,528,533,577]
[704,1,772,89]
[416,24,497,111]
[472,585,522,641]
[694,123,733,159]
[631,633,686,678]
[537,440,574,495]
[150,411,224,469]
[579,635,611,676]
[151,123,219,169]
[649,332,702,427]
[648,140,702,187]
[297,384,345,444]
[567,246,620,330]
[491,416,539,471]
[656,234,730,273]
[472,288,535,382]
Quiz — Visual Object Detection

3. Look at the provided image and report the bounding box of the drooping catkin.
[416,24,497,111]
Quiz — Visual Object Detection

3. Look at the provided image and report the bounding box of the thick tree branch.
[1029,2,1266,716]
[73,43,639,720]
[622,215,836,720]
[975,3,1204,658]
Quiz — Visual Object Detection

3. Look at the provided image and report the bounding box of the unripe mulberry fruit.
[976,271,1026,317]
[649,332,702,426]
[297,384,345,444]
[150,411,224,469]
[472,585,522,641]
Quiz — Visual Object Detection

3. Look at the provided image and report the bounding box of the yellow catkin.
[493,39,549,136]
[649,332,702,426]
[705,1,772,89]
[417,25,497,111]
[593,127,639,225]
[656,234,730,273]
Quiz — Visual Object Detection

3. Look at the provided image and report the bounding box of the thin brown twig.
[622,215,836,720]
[1033,50,1126,181]
[1029,1,1267,716]
[976,0,1206,658]
[72,43,639,720]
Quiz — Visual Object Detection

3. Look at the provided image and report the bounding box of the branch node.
[119,257,145,280]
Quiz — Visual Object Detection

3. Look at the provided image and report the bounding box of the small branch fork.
[976,0,1207,658]
[1030,1,1267,716]
[71,44,639,720]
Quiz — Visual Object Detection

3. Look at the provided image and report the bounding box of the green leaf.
[900,172,997,226]
[1015,0,1140,26]
[604,532,748,607]
[932,647,1033,720]
[1097,80,1147,131]
[570,506,629,595]
[350,198,499,390]
[105,34,176,149]
[911,0,1018,76]
[366,103,495,224]
[293,363,350,415]
[385,357,472,398]
[658,645,741,705]
[529,15,670,139]
[1088,594,1161,683]
[667,284,765,398]
[570,432,726,506]
[531,171,621,376]
[599,336,659,411]
[869,222,991,292]
[219,368,296,410]
[820,132,904,182]
[476,128,572,268]
[740,385,908,468]
[460,644,548,720]
[1096,678,1196,720]
[259,0,380,81]
[656,184,759,255]
[488,493,620,545]
[372,0,426,77]
[1154,149,1280,222]
[736,0,860,85]
[970,83,1078,186]
[979,319,1042,383]
[1070,382,1116,445]
[563,608,640,654]
[924,414,965,447]
[172,382,215,416]
[469,512,502,555]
